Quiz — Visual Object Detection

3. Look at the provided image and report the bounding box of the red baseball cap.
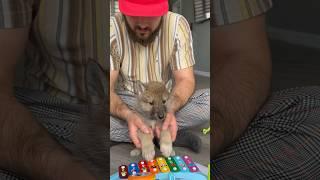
[119,0,168,17]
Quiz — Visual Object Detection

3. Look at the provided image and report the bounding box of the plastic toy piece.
[156,157,170,173]
[111,171,207,180]
[147,159,159,174]
[111,155,209,180]
[138,160,150,173]
[128,163,140,176]
[165,157,180,172]
[155,172,207,180]
[127,172,155,180]
[118,165,129,179]
[182,155,199,172]
[173,156,189,172]
[202,127,210,134]
[208,163,210,180]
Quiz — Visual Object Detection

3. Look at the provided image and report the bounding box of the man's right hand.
[110,71,152,148]
[126,111,152,148]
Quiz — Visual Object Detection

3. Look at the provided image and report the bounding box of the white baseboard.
[194,70,210,77]
[268,27,320,49]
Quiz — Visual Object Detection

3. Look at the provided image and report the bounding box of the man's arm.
[166,67,195,113]
[212,15,272,157]
[110,70,133,120]
[0,28,96,179]
[110,70,151,148]
[160,66,195,141]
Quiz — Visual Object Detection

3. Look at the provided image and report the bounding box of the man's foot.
[173,130,202,153]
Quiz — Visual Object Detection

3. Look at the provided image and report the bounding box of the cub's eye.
[149,102,154,105]
[162,100,166,104]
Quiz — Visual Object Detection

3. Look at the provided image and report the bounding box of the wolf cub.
[130,81,175,161]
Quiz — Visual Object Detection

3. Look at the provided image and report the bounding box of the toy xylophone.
[110,155,207,180]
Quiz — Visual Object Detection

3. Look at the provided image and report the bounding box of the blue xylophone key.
[128,162,140,175]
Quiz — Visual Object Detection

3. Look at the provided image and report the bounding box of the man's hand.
[126,111,152,148]
[154,67,194,142]
[155,112,178,141]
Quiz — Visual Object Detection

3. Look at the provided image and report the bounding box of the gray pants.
[110,89,211,142]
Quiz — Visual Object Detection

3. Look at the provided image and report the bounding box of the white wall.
[179,0,210,76]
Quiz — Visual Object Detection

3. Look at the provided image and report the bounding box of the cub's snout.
[152,101,167,121]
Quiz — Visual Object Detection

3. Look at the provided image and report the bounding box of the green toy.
[208,163,210,180]
[202,127,210,135]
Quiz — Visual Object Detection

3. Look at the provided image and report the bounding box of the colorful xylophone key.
[128,163,140,175]
[173,156,189,172]
[156,157,170,173]
[165,156,180,172]
[147,159,160,174]
[182,155,199,172]
[138,160,150,173]
[118,165,129,179]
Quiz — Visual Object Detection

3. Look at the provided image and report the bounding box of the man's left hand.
[156,112,178,141]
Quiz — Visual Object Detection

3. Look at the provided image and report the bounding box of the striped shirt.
[213,0,273,27]
[110,12,195,94]
[0,0,107,103]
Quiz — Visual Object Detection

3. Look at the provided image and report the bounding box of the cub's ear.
[134,80,146,96]
[165,80,172,90]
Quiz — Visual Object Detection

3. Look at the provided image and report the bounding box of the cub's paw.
[170,149,176,156]
[142,144,155,161]
[130,148,141,157]
[160,142,173,157]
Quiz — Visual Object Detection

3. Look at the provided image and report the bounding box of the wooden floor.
[110,75,210,175]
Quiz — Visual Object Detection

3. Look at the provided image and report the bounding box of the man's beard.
[124,16,162,46]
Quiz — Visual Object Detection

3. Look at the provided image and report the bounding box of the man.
[212,0,320,178]
[0,1,107,179]
[110,0,210,152]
